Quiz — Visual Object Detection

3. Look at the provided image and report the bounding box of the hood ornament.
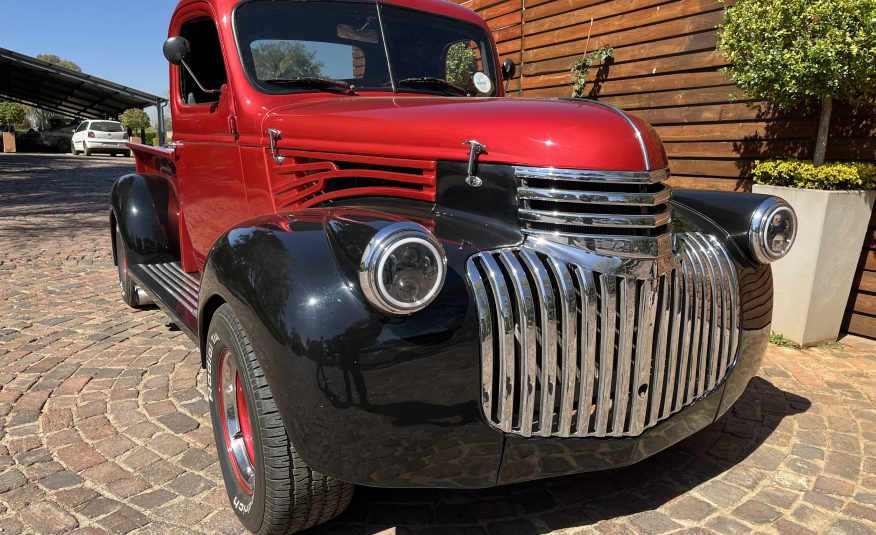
[462,140,486,187]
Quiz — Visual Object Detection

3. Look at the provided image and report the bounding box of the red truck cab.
[110,0,797,532]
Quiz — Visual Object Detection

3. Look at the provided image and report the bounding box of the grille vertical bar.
[466,233,740,438]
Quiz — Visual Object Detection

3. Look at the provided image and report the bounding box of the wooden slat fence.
[456,0,876,338]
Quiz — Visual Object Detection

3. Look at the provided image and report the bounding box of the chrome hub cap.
[219,348,256,494]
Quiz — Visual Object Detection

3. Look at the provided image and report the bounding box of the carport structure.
[0,47,167,144]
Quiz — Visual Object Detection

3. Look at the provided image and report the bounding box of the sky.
[2,0,179,117]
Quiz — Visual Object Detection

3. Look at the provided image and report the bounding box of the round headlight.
[750,197,797,263]
[359,223,446,315]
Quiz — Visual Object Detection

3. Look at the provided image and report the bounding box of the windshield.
[234,0,498,97]
[90,121,125,132]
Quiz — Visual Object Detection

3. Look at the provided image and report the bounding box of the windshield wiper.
[263,77,357,95]
[396,77,468,96]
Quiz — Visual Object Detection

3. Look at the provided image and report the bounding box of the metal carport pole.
[156,100,166,146]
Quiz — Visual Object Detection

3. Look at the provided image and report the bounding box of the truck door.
[170,13,246,270]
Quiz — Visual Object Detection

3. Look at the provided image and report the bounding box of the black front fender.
[198,205,506,488]
[671,189,778,267]
[110,173,179,265]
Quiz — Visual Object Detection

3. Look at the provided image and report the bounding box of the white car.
[71,120,131,157]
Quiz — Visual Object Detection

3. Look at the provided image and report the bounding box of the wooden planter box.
[2,132,15,153]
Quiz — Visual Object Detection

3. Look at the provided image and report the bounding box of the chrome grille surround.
[466,233,740,438]
[516,166,673,258]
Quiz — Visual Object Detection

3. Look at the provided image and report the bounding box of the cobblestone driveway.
[0,153,875,535]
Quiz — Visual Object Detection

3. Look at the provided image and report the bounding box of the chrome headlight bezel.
[749,197,797,263]
[359,222,447,315]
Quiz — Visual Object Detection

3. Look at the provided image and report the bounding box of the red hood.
[263,97,667,171]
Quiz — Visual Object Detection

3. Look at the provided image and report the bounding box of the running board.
[128,262,200,340]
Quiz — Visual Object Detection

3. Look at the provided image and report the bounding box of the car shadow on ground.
[0,154,133,228]
[318,377,810,534]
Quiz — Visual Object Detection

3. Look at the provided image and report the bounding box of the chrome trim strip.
[675,248,693,412]
[575,266,598,436]
[518,187,671,206]
[649,276,671,426]
[515,166,669,184]
[523,230,672,259]
[548,257,577,438]
[519,209,672,228]
[499,251,537,435]
[480,254,515,433]
[580,99,652,170]
[595,274,616,436]
[661,269,682,419]
[519,249,557,438]
[630,277,658,435]
[612,278,635,436]
[466,261,493,424]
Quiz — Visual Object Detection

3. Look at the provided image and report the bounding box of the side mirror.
[501,59,516,81]
[164,35,221,96]
[163,36,191,65]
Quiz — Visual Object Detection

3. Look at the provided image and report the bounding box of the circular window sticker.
[472,72,493,94]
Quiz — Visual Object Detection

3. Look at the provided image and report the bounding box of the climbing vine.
[570,46,614,98]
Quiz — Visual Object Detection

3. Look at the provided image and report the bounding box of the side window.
[445,40,488,95]
[179,18,228,105]
[75,122,88,133]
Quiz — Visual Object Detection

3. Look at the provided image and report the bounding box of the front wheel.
[206,304,354,534]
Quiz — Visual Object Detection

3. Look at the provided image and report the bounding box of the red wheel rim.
[218,348,256,494]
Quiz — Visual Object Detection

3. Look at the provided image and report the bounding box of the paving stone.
[128,488,177,510]
[157,412,200,434]
[40,469,85,490]
[20,500,79,533]
[2,154,876,534]
[167,472,216,497]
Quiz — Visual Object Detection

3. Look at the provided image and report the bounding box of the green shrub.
[752,159,876,191]
[717,0,876,164]
[119,108,151,133]
[0,101,26,131]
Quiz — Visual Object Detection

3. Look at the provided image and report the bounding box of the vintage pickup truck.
[110,0,797,532]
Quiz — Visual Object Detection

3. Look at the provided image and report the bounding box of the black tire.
[83,142,92,156]
[72,141,80,155]
[206,304,354,534]
[114,225,145,308]
[58,140,71,154]
[123,150,132,157]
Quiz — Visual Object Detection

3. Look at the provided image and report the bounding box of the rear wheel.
[207,304,354,534]
[114,226,149,308]
[83,142,92,156]
[123,150,132,157]
[57,140,71,154]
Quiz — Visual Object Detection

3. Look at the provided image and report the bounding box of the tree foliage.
[252,41,324,80]
[717,0,876,164]
[36,54,82,72]
[119,109,151,132]
[0,102,26,131]
[445,41,478,92]
[718,0,876,107]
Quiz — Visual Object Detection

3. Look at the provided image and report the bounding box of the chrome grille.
[466,233,739,438]
[516,166,672,257]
